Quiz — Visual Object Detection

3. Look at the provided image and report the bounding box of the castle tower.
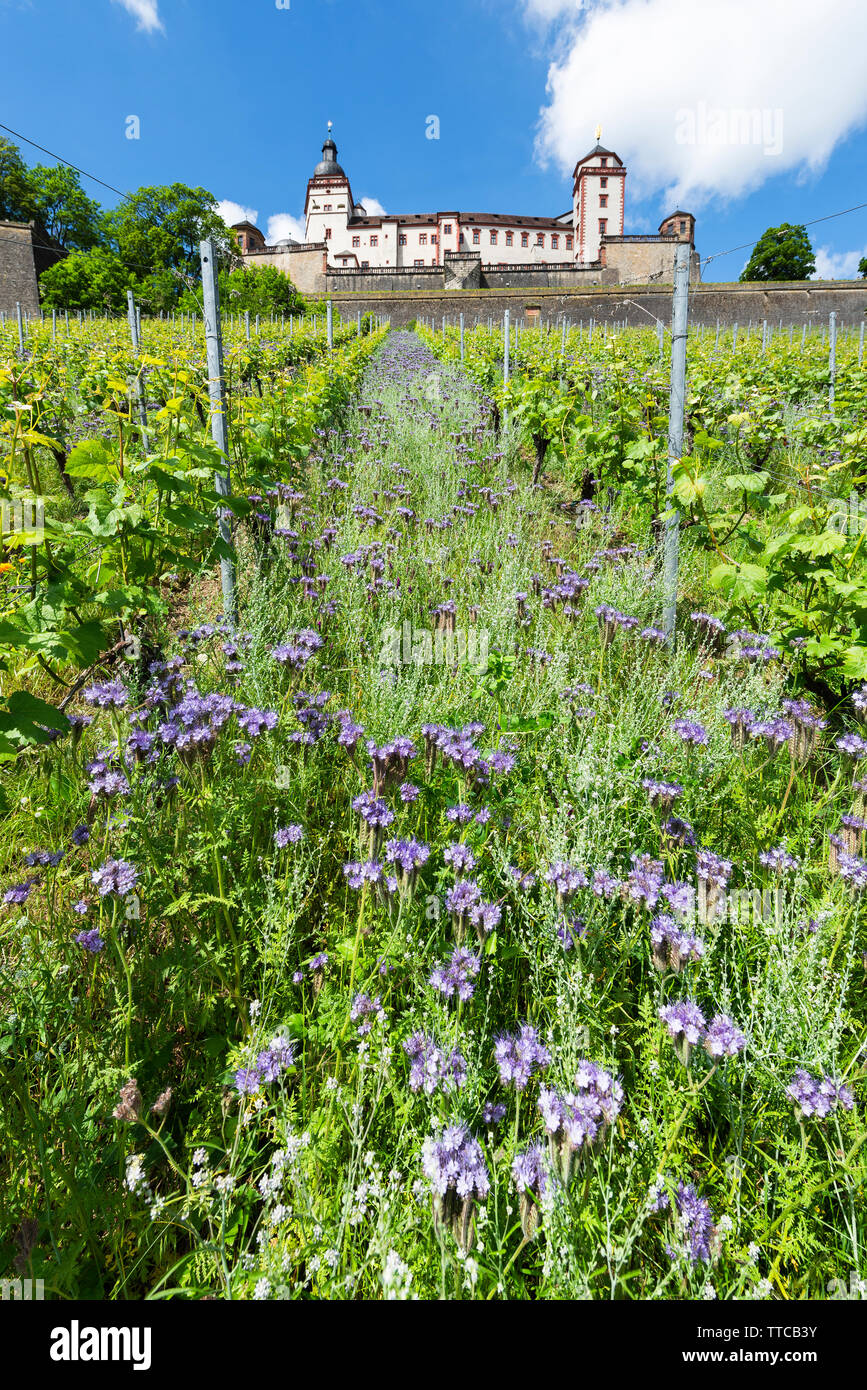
[304,123,354,247]
[572,128,626,265]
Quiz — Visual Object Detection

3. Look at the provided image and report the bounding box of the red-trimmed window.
[369,235,378,247]
[598,219,607,235]
[351,235,360,248]
[599,195,608,208]
[566,234,573,250]
[419,233,427,245]
[521,232,529,247]
[505,231,513,246]
[600,177,608,188]
[443,223,452,235]
[324,227,331,239]
[399,234,407,245]
[551,234,559,249]
[472,230,480,245]
[414,258,424,266]
[536,233,545,246]
[490,231,497,245]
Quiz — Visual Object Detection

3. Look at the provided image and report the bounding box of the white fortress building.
[232,125,698,292]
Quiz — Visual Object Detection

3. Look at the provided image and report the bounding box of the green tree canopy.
[859,255,867,280]
[0,138,36,222]
[27,164,104,250]
[178,263,301,316]
[38,247,132,312]
[103,184,233,283]
[740,224,816,282]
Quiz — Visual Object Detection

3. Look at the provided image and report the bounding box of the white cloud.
[527,0,867,210]
[813,244,867,280]
[358,195,387,217]
[217,200,259,229]
[266,213,307,245]
[112,0,164,34]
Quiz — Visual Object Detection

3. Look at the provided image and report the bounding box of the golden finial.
[595,123,602,142]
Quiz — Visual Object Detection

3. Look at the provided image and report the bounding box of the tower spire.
[595,122,602,142]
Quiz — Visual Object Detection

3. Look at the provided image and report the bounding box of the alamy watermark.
[1,1277,44,1300]
[1,498,45,543]
[380,620,489,674]
[827,492,867,536]
[675,102,783,157]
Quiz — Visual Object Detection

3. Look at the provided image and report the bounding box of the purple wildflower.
[91,859,139,898]
[494,1024,550,1090]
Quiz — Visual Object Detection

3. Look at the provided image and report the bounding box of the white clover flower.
[253,1277,271,1300]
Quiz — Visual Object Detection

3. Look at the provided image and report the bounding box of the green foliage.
[102,184,232,286]
[0,138,37,222]
[38,247,133,312]
[740,223,817,282]
[1,318,866,1304]
[27,164,104,251]
[178,264,301,317]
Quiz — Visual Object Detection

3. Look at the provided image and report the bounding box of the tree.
[103,184,233,285]
[38,247,132,312]
[740,224,816,282]
[178,264,301,316]
[27,164,104,250]
[0,138,37,222]
[859,256,867,279]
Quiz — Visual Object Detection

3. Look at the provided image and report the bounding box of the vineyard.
[1,306,867,1302]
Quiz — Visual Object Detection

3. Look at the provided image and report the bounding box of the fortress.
[232,126,701,297]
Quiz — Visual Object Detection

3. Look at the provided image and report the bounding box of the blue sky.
[2,0,866,280]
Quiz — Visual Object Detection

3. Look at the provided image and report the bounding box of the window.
[443,223,452,234]
[431,234,437,244]
[352,235,360,248]
[599,195,608,208]
[551,234,559,249]
[505,231,513,246]
[324,227,331,239]
[369,235,378,247]
[679,220,686,233]
[600,177,608,188]
[536,233,545,246]
[399,234,407,245]
[414,258,424,266]
[459,232,465,243]
[566,235,573,250]
[490,231,498,245]
[600,157,608,167]
[598,219,607,235]
[324,203,332,211]
[521,232,529,247]
[472,230,480,245]
[419,233,427,245]
[361,260,369,268]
